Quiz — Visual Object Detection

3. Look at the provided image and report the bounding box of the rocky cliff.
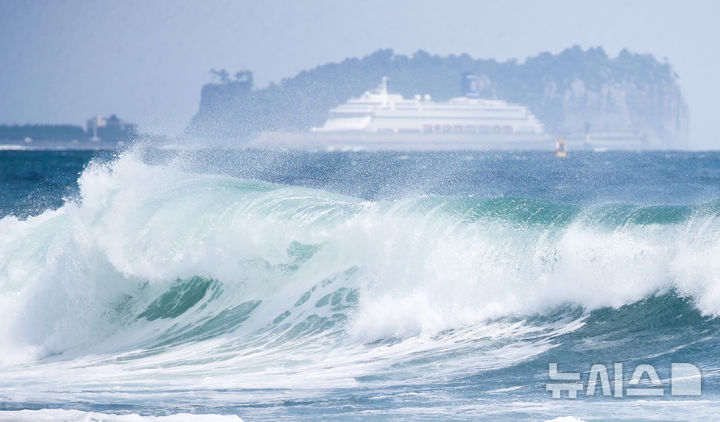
[186,46,688,148]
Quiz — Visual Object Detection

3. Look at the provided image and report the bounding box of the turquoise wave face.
[1,148,720,420]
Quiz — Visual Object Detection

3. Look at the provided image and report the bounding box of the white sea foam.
[0,410,242,421]
[0,148,718,377]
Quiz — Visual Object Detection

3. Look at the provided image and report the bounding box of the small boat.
[555,138,567,158]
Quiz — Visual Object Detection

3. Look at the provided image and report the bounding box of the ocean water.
[1,146,720,421]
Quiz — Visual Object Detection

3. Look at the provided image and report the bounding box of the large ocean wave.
[1,150,718,357]
[0,150,720,420]
[0,151,720,420]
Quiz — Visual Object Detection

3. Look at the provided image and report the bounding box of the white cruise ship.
[250,76,552,150]
[312,77,545,136]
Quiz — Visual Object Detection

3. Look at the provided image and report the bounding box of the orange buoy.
[555,138,567,158]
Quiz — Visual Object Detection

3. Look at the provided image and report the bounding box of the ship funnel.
[462,73,480,98]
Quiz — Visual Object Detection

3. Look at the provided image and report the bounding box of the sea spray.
[0,150,719,362]
[2,149,720,420]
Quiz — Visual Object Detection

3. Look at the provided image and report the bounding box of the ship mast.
[377,76,390,107]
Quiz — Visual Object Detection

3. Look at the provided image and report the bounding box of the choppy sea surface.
[2,147,720,421]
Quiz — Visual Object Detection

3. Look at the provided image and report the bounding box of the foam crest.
[0,149,719,365]
[0,410,243,421]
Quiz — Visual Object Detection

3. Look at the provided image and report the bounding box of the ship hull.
[247,131,554,151]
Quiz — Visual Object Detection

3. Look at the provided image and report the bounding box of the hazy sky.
[1,0,719,148]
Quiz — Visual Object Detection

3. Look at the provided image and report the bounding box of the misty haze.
[1,1,719,421]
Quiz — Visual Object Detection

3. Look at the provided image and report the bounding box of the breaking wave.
[0,148,719,399]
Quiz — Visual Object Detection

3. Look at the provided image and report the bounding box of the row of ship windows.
[330,113,529,120]
[337,108,525,114]
[344,103,524,112]
[421,124,517,134]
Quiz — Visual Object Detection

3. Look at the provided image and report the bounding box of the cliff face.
[187,46,688,148]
